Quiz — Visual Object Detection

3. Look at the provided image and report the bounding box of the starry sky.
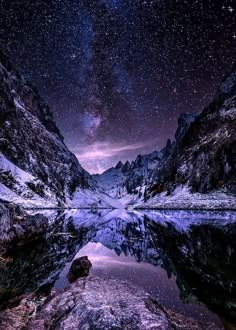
[0,0,235,173]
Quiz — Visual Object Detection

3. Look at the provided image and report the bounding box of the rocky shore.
[0,274,221,329]
[29,275,221,330]
[0,202,48,247]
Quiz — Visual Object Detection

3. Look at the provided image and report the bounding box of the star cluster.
[0,0,235,173]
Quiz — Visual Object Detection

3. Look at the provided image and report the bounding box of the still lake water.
[1,209,236,329]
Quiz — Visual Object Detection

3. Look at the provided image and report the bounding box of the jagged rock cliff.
[94,65,236,208]
[93,140,173,199]
[0,50,96,206]
[150,65,236,196]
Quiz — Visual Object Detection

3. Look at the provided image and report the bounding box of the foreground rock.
[0,202,48,246]
[28,276,220,330]
[0,293,38,329]
[67,256,92,283]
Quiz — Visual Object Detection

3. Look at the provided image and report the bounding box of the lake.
[1,209,236,329]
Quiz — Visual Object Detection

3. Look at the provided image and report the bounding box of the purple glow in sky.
[1,0,235,173]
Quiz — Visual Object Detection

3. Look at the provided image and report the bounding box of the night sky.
[0,0,235,173]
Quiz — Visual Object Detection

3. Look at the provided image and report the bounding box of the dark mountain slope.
[0,50,93,206]
[150,65,236,196]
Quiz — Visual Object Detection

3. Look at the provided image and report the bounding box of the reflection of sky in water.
[54,242,223,328]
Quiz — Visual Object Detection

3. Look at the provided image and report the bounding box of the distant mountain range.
[0,50,235,209]
[93,139,173,198]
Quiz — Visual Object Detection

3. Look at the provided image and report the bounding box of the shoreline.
[22,206,236,211]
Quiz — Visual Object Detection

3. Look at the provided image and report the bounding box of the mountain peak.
[175,112,197,143]
[115,161,124,169]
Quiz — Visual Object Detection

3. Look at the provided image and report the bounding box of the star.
[0,0,234,173]
[222,5,234,13]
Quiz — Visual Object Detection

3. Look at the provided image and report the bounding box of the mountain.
[93,117,195,202]
[148,65,236,197]
[1,48,235,209]
[94,65,236,209]
[0,50,114,208]
[93,140,173,199]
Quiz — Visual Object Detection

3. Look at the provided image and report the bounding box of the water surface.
[1,209,236,329]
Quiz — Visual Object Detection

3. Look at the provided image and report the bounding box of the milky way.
[0,0,235,173]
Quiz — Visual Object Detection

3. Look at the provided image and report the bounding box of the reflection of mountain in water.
[144,215,236,322]
[0,211,85,302]
[0,210,235,323]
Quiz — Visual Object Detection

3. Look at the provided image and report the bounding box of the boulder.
[67,256,92,283]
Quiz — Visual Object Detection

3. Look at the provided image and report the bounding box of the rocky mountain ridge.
[149,64,236,197]
[0,49,235,210]
[95,65,236,207]
[94,112,196,201]
[93,139,173,198]
[0,50,114,208]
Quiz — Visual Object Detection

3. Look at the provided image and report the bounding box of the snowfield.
[133,186,236,210]
[0,152,119,209]
[0,151,235,210]
[0,152,57,208]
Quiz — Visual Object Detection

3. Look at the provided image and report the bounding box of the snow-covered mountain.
[95,65,236,209]
[139,66,236,208]
[0,50,115,208]
[93,140,173,199]
[93,114,196,201]
[1,49,235,210]
[148,65,236,196]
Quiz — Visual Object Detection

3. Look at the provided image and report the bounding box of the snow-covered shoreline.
[1,177,235,211]
[134,188,236,211]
